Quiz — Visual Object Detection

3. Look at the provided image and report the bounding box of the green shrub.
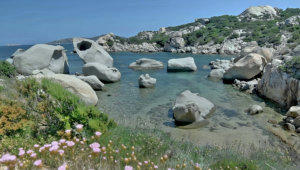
[210,159,258,170]
[107,39,114,47]
[0,61,16,78]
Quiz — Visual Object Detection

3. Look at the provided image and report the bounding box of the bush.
[0,61,16,78]
[210,159,258,170]
[0,100,31,137]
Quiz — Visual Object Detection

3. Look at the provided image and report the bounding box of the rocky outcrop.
[82,63,121,83]
[209,59,233,70]
[173,90,215,123]
[223,53,266,81]
[76,75,104,91]
[293,45,300,56]
[110,42,161,53]
[284,15,300,26]
[129,58,164,70]
[239,6,278,21]
[257,63,300,108]
[73,38,113,67]
[13,44,69,76]
[42,74,98,106]
[138,74,156,88]
[167,57,197,72]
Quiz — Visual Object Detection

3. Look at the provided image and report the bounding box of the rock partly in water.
[40,74,98,106]
[76,75,104,91]
[208,69,225,80]
[82,63,121,83]
[73,38,113,67]
[129,58,164,70]
[245,105,263,115]
[173,90,215,123]
[167,57,197,72]
[257,63,299,108]
[13,44,69,76]
[138,74,156,88]
[233,79,259,93]
[223,53,266,81]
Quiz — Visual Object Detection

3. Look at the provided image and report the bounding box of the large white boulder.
[13,44,69,75]
[138,74,156,88]
[257,64,300,108]
[42,74,98,106]
[223,53,266,81]
[73,38,113,67]
[76,75,104,91]
[167,57,197,72]
[173,90,215,123]
[239,6,278,20]
[129,58,164,70]
[82,63,121,83]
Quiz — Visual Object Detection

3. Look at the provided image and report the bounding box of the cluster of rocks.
[282,106,300,133]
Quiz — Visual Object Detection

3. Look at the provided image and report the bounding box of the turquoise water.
[0,45,284,148]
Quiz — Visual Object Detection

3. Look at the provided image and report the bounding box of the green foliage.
[107,39,114,47]
[279,56,300,79]
[0,61,16,78]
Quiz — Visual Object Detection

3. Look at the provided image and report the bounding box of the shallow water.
[0,45,285,149]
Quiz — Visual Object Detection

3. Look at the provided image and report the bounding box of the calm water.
[0,45,284,148]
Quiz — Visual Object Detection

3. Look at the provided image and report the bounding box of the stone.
[5,58,13,64]
[167,57,197,72]
[294,116,300,128]
[73,38,113,67]
[209,59,233,70]
[239,6,278,21]
[287,106,300,118]
[138,74,156,88]
[296,127,300,133]
[223,53,266,81]
[82,63,121,83]
[42,74,98,106]
[173,90,215,123]
[233,79,259,93]
[129,58,164,70]
[246,105,263,115]
[284,15,300,26]
[208,69,225,79]
[283,123,296,132]
[170,37,185,48]
[13,44,69,75]
[11,49,25,58]
[257,64,299,108]
[76,75,104,91]
[293,45,300,56]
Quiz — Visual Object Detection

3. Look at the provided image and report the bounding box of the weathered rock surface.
[82,63,121,83]
[167,57,197,72]
[209,59,233,70]
[208,69,225,79]
[245,105,263,115]
[76,75,104,91]
[223,53,266,81]
[129,58,164,70]
[13,44,69,75]
[138,74,156,88]
[257,63,300,108]
[239,6,278,21]
[287,106,300,118]
[293,45,300,56]
[42,74,98,106]
[233,79,259,93]
[284,15,300,26]
[173,90,215,123]
[11,49,25,58]
[73,38,113,67]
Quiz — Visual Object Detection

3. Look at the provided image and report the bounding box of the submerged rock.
[82,63,121,83]
[129,58,164,70]
[173,90,215,123]
[138,74,156,88]
[208,69,225,79]
[13,44,69,75]
[73,38,113,67]
[167,57,197,72]
[76,75,104,91]
[245,105,263,115]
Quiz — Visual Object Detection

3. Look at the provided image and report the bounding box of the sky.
[0,0,299,45]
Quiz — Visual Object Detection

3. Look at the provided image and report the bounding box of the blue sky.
[0,0,299,45]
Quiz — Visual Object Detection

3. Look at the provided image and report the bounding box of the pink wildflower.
[58,163,67,170]
[154,165,158,169]
[26,150,34,154]
[58,150,64,156]
[89,142,100,149]
[18,149,25,157]
[0,153,17,164]
[124,166,133,170]
[33,159,42,167]
[34,144,39,148]
[30,153,37,158]
[76,124,83,131]
[66,141,75,147]
[95,131,102,137]
[59,139,66,144]
[51,141,59,146]
[92,147,101,154]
